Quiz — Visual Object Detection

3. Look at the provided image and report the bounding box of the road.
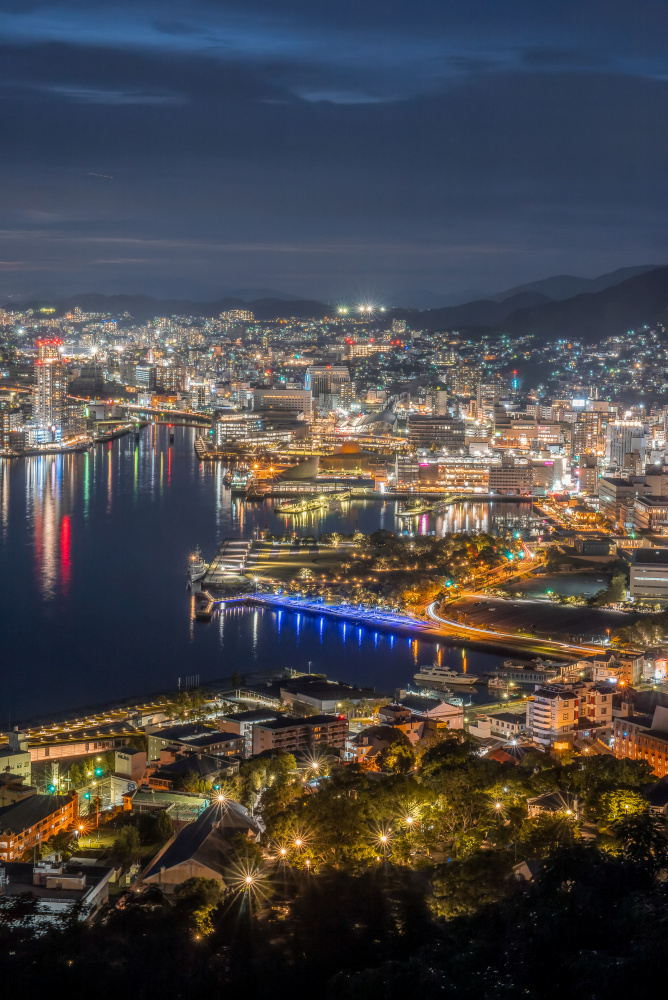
[424,602,604,658]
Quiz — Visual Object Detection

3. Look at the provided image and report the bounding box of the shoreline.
[3,422,149,459]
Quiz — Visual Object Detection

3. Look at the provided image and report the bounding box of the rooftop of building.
[153,754,238,779]
[533,688,576,700]
[0,793,75,833]
[184,731,241,747]
[599,477,634,487]
[2,861,114,902]
[150,723,213,741]
[218,710,282,723]
[0,744,29,758]
[396,693,458,714]
[633,548,668,565]
[127,789,209,811]
[280,677,378,698]
[256,714,344,731]
[143,800,259,880]
[489,712,525,724]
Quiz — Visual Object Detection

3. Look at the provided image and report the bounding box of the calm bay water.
[1,427,529,722]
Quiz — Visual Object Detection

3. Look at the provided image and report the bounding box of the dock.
[396,492,475,518]
[275,490,351,514]
[202,539,253,585]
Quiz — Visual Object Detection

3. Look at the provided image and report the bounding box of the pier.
[395,492,473,518]
[275,490,351,514]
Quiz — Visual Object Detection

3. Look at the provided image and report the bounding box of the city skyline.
[4,2,668,989]
[1,1,667,302]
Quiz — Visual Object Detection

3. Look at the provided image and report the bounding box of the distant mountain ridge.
[389,265,668,341]
[490,265,661,302]
[11,293,331,323]
[493,265,668,342]
[7,264,668,343]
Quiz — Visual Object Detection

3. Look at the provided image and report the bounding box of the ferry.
[188,547,207,584]
[414,663,479,687]
[225,471,252,495]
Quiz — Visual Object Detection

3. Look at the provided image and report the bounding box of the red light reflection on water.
[60,514,71,589]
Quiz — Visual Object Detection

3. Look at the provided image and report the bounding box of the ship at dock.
[188,546,207,585]
[414,662,479,687]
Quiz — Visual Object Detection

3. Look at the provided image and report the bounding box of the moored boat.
[414,662,479,687]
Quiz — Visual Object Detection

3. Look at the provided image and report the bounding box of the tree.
[597,789,647,826]
[174,877,225,934]
[519,813,580,856]
[379,742,415,775]
[153,809,174,842]
[591,572,627,607]
[226,831,264,868]
[112,826,141,864]
[431,851,516,919]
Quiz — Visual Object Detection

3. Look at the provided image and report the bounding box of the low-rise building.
[0,732,31,784]
[488,712,527,739]
[217,710,284,758]
[147,724,243,761]
[251,714,348,755]
[142,800,260,892]
[0,861,114,923]
[377,697,463,744]
[613,705,668,777]
[0,792,78,861]
[147,753,239,790]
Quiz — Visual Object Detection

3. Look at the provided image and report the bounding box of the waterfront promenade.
[199,592,605,660]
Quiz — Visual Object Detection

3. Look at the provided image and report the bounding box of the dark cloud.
[0,1,666,302]
[521,48,609,68]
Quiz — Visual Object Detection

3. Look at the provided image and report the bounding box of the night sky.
[1,0,667,305]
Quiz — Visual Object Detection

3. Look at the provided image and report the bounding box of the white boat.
[188,546,207,584]
[414,663,479,687]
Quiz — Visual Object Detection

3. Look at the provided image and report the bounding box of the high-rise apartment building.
[33,338,66,434]
[606,421,645,466]
[573,411,604,458]
[304,365,352,410]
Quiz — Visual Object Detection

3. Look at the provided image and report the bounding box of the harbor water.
[1,426,532,722]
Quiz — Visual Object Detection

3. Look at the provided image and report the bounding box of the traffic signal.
[84,792,91,800]
[47,784,56,793]
[94,767,103,777]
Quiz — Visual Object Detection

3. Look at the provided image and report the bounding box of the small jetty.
[275,490,351,515]
[396,492,471,519]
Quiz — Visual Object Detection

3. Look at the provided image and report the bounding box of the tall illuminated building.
[33,338,66,437]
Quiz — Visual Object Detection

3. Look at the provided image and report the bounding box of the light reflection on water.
[1,427,528,721]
